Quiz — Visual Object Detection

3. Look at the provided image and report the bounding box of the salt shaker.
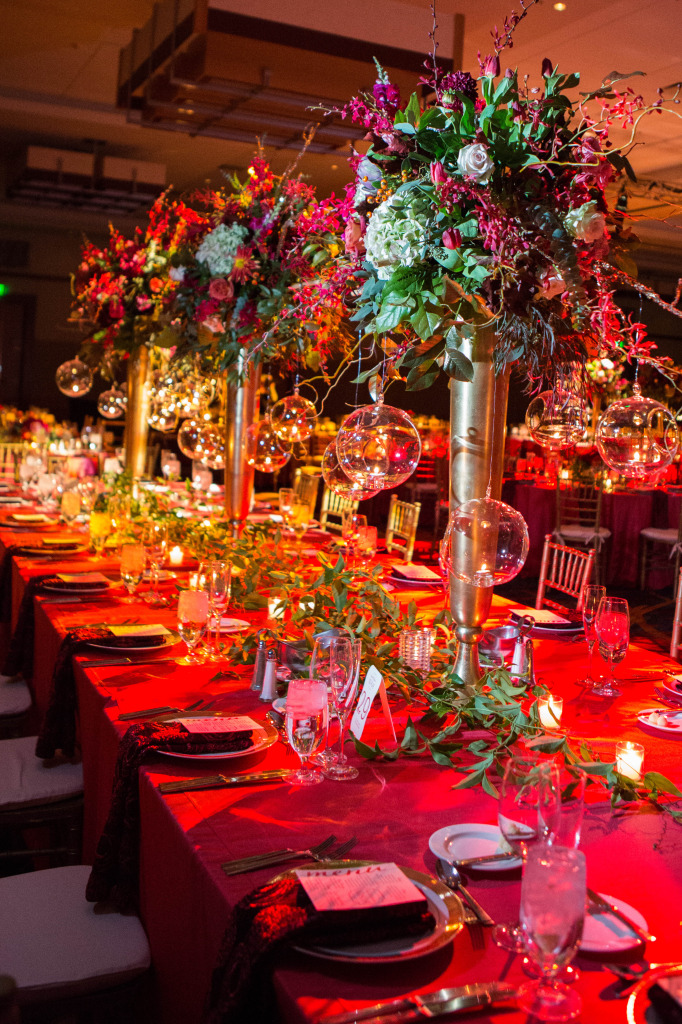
[259,650,278,701]
[510,635,535,685]
[250,637,267,692]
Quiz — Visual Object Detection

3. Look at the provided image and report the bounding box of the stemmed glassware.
[202,560,231,662]
[593,596,629,697]
[578,584,605,688]
[342,513,368,565]
[323,638,362,781]
[119,543,145,602]
[290,499,310,548]
[37,472,58,508]
[518,845,587,1021]
[177,590,209,664]
[142,521,169,605]
[89,509,111,555]
[278,487,294,529]
[308,636,344,769]
[285,677,329,785]
[60,489,81,526]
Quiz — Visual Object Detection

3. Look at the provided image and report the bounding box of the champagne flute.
[204,560,232,662]
[142,521,168,606]
[285,677,329,786]
[323,638,362,781]
[119,542,145,602]
[518,845,586,1021]
[290,500,310,548]
[493,755,561,952]
[593,597,629,697]
[578,584,605,688]
[278,487,294,529]
[177,589,209,664]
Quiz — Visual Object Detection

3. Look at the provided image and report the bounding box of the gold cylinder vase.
[224,354,260,534]
[124,344,151,479]
[447,322,510,686]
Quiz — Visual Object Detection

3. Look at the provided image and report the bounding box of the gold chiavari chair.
[385,495,421,563]
[536,535,595,614]
[319,487,358,535]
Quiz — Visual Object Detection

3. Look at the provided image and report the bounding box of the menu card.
[109,624,170,637]
[175,715,257,735]
[57,572,109,584]
[296,862,425,912]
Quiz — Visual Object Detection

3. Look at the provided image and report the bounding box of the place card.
[109,624,171,637]
[175,715,257,734]
[350,666,396,743]
[392,563,441,582]
[57,572,109,584]
[296,862,424,911]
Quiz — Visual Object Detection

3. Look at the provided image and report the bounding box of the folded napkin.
[87,720,254,912]
[2,574,62,677]
[391,563,441,582]
[204,876,433,1024]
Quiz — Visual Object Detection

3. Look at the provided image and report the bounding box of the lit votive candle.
[169,545,184,567]
[268,593,286,620]
[538,695,564,729]
[616,740,644,780]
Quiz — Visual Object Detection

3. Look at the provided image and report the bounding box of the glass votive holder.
[538,694,564,730]
[268,592,287,620]
[399,628,433,674]
[169,545,184,567]
[615,740,644,781]
[356,525,378,566]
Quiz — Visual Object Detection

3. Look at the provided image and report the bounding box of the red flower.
[442,228,462,250]
[209,277,235,302]
[230,246,259,284]
[148,277,164,293]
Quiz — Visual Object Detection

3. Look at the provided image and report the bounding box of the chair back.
[0,444,21,482]
[385,495,421,562]
[319,487,358,534]
[293,469,321,517]
[556,482,602,531]
[536,534,595,613]
[671,567,682,659]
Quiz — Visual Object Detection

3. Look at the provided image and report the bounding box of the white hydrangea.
[195,223,249,276]
[364,192,430,280]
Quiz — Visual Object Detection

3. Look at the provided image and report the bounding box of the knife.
[78,657,179,668]
[158,769,295,793]
[586,888,653,944]
[321,982,518,1024]
[455,852,518,867]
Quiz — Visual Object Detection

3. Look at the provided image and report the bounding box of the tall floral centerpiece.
[332,11,682,683]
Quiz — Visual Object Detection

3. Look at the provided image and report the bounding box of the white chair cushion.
[558,526,611,540]
[0,735,83,810]
[0,865,151,1002]
[640,527,677,543]
[0,675,32,716]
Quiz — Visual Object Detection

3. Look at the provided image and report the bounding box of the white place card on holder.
[109,623,171,637]
[296,862,423,911]
[350,666,396,743]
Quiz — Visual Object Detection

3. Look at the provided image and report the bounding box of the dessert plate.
[428,823,521,873]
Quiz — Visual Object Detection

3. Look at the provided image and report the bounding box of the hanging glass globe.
[245,420,291,473]
[321,441,381,501]
[439,497,529,588]
[270,389,317,444]
[97,388,126,419]
[194,423,225,470]
[525,388,587,450]
[177,418,203,459]
[55,359,94,397]
[147,399,179,434]
[595,382,679,480]
[336,402,421,490]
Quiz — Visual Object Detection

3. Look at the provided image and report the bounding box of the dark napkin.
[87,720,254,912]
[0,545,21,622]
[204,876,434,1024]
[2,573,61,677]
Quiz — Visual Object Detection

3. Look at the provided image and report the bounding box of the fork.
[462,908,485,950]
[223,836,358,877]
[118,698,213,721]
[654,687,682,708]
[222,835,337,876]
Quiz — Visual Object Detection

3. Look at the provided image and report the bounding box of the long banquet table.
[3,509,682,1024]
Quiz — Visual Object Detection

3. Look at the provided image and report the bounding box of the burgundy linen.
[2,574,61,677]
[87,720,254,912]
[0,544,20,621]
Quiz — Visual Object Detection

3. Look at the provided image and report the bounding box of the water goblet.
[60,489,81,526]
[593,597,629,697]
[290,500,310,548]
[285,677,329,786]
[204,560,232,662]
[308,636,346,769]
[119,543,145,602]
[142,521,168,605]
[341,513,367,565]
[37,472,58,507]
[177,589,209,664]
[578,584,605,688]
[323,638,362,781]
[518,845,586,1021]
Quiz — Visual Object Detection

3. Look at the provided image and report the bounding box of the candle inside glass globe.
[439,497,529,587]
[270,390,317,444]
[177,418,203,459]
[148,399,178,433]
[525,388,587,450]
[55,359,94,397]
[336,403,421,490]
[196,423,226,470]
[245,420,291,472]
[98,388,126,419]
[595,382,679,480]
[321,441,381,501]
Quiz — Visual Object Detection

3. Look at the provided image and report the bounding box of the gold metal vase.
[124,344,151,479]
[447,322,510,686]
[223,353,260,533]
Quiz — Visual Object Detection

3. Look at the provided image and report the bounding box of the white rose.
[169,265,186,282]
[564,201,606,243]
[354,157,383,207]
[456,143,494,183]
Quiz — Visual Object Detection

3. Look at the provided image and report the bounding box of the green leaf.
[443,347,474,382]
[410,300,442,340]
[642,771,682,797]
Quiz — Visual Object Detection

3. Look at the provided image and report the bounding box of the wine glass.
[61,489,81,526]
[119,542,145,602]
[285,677,329,786]
[203,560,232,662]
[290,500,310,547]
[593,597,629,697]
[342,513,367,564]
[518,845,586,1021]
[278,487,294,529]
[493,755,561,952]
[307,636,344,768]
[578,584,605,688]
[177,589,209,664]
[37,472,58,507]
[142,521,168,605]
[89,510,111,555]
[324,638,362,781]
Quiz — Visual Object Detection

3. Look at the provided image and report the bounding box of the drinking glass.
[278,487,294,529]
[308,636,344,768]
[285,677,329,786]
[578,585,605,688]
[77,478,98,516]
[119,543,145,602]
[593,597,629,697]
[548,766,587,850]
[89,510,111,555]
[161,452,181,481]
[177,589,209,664]
[203,560,232,662]
[493,755,561,952]
[37,472,58,507]
[342,513,367,564]
[61,489,81,526]
[356,525,378,568]
[290,500,310,547]
[142,521,168,605]
[519,845,586,1021]
[324,638,362,781]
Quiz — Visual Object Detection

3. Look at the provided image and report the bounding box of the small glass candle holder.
[169,545,184,567]
[615,740,644,780]
[268,591,287,620]
[399,628,433,674]
[538,694,564,730]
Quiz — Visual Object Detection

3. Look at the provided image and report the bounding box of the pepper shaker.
[250,637,267,692]
[259,650,278,702]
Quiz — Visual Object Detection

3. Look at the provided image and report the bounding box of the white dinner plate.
[637,708,682,735]
[428,823,522,873]
[219,617,250,633]
[87,634,177,653]
[289,861,463,963]
[530,623,583,636]
[158,717,277,760]
[581,893,648,952]
[661,674,682,700]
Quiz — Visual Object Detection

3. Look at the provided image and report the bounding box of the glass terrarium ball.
[270,391,317,444]
[336,403,421,490]
[439,497,529,588]
[177,417,203,459]
[595,383,679,480]
[196,423,225,470]
[321,441,381,501]
[55,359,94,397]
[245,420,291,473]
[525,389,587,450]
[147,399,178,433]
[97,388,126,420]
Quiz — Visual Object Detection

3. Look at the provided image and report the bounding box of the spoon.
[436,859,495,926]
